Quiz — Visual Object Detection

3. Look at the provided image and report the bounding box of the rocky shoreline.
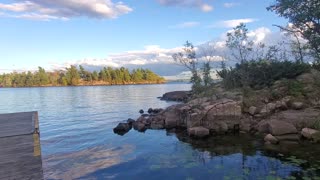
[114,94,320,149]
[114,71,320,151]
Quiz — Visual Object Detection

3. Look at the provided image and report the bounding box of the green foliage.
[66,65,80,85]
[0,66,164,87]
[268,0,320,61]
[202,62,212,87]
[286,80,305,97]
[312,119,320,131]
[217,60,311,89]
[226,23,254,63]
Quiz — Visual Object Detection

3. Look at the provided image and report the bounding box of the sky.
[0,0,289,78]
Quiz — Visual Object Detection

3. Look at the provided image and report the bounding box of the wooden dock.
[0,112,43,180]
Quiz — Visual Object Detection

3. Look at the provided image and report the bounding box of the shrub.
[217,60,311,90]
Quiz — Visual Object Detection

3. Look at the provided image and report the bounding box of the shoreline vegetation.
[0,66,165,88]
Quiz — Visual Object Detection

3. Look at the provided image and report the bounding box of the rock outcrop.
[161,91,190,102]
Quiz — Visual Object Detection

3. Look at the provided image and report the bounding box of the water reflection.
[79,131,319,180]
[43,144,135,180]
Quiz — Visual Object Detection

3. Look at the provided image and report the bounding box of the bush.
[217,60,311,89]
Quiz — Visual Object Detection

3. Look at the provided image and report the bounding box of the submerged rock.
[188,126,210,138]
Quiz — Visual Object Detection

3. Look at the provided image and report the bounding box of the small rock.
[264,134,278,144]
[275,101,288,110]
[248,106,257,115]
[260,106,269,116]
[301,128,320,139]
[113,123,132,135]
[267,103,276,113]
[188,126,210,138]
[282,96,292,106]
[291,102,304,110]
[148,108,153,114]
[139,109,144,114]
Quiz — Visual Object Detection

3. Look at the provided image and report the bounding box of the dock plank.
[0,112,43,180]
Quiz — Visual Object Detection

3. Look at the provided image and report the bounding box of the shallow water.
[0,84,320,180]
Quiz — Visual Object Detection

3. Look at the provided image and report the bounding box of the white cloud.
[201,4,213,12]
[248,27,272,43]
[169,21,200,29]
[210,18,258,28]
[0,0,132,20]
[223,3,239,8]
[157,0,213,12]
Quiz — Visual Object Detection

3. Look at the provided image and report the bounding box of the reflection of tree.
[174,130,257,156]
[173,130,304,179]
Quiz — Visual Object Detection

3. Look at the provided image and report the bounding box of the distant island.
[0,66,165,87]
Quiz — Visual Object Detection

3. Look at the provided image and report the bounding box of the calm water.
[0,84,320,180]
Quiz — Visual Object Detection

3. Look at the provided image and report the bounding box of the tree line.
[0,66,165,87]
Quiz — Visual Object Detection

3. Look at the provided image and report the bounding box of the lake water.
[0,84,320,180]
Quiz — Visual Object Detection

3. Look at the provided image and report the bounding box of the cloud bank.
[62,26,284,78]
[0,0,132,20]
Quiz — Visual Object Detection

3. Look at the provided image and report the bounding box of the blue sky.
[0,0,288,76]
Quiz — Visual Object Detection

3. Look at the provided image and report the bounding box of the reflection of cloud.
[43,144,135,180]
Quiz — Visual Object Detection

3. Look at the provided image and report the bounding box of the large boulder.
[164,105,182,129]
[267,108,320,130]
[204,99,241,132]
[187,126,210,138]
[205,99,242,117]
[150,115,165,129]
[301,128,320,139]
[267,120,298,136]
[113,123,132,135]
[161,91,190,102]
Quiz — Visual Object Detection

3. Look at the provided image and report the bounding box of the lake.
[0,84,320,180]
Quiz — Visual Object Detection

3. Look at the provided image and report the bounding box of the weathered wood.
[0,112,43,180]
